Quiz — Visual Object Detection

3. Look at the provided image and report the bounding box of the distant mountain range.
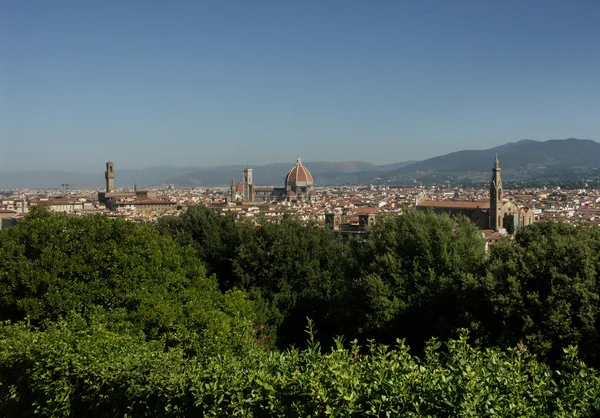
[373,138,600,185]
[1,139,599,189]
[0,161,418,189]
[167,138,600,186]
[166,160,418,188]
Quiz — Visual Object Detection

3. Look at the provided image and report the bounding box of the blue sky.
[1,0,599,171]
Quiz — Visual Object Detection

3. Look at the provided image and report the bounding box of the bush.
[1,320,598,417]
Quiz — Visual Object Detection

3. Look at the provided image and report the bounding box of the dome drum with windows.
[285,156,314,199]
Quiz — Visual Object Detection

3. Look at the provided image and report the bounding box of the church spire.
[230,176,236,202]
[490,155,503,231]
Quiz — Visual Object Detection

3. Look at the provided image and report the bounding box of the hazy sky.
[1,0,599,172]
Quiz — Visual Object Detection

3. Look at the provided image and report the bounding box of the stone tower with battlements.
[490,155,503,231]
[105,161,115,192]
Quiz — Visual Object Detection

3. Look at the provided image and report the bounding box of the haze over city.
[1,0,599,172]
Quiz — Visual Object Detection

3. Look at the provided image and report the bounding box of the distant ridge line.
[1,138,597,188]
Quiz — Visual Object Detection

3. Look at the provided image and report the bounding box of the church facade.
[417,155,534,232]
[231,157,316,203]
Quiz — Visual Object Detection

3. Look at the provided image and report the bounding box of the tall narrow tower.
[242,168,253,201]
[243,167,253,185]
[231,176,236,202]
[490,154,503,231]
[105,161,115,192]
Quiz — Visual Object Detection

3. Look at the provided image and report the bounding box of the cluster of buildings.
[230,156,316,203]
[415,155,535,243]
[97,161,178,213]
[2,157,600,248]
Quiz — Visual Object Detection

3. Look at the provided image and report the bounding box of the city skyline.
[2,1,600,171]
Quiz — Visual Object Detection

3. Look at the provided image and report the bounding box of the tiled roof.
[418,200,490,209]
[357,207,379,214]
[117,199,175,205]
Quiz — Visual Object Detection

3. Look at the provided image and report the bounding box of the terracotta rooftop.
[357,207,379,214]
[482,229,505,242]
[418,200,490,209]
[36,199,84,205]
[576,207,600,213]
[116,199,175,205]
[105,192,136,197]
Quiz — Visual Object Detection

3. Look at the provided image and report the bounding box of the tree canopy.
[476,221,600,366]
[0,207,255,357]
[2,207,600,415]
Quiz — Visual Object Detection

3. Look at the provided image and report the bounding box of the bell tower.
[105,161,115,192]
[231,176,236,202]
[243,167,253,185]
[242,168,253,201]
[490,154,503,231]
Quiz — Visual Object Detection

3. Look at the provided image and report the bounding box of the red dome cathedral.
[285,156,314,201]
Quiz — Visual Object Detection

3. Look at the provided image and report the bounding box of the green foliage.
[160,208,351,348]
[1,320,598,417]
[157,207,246,291]
[232,216,350,347]
[3,207,600,415]
[505,217,516,235]
[477,221,600,367]
[158,207,600,370]
[0,207,256,357]
[156,205,600,372]
[345,210,487,351]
